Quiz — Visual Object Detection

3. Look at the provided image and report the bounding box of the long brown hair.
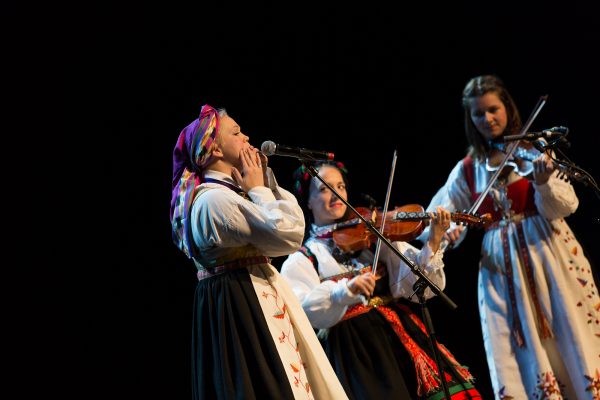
[462,75,522,161]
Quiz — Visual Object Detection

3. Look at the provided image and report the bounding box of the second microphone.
[261,141,335,161]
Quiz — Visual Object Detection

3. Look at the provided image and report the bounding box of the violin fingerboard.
[393,211,430,221]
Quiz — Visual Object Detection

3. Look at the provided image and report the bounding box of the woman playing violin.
[280,161,482,400]
[421,75,600,399]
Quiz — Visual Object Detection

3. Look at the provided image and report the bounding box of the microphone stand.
[302,161,456,399]
[413,278,455,400]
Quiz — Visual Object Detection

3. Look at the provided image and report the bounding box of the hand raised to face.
[232,147,265,192]
[258,150,269,187]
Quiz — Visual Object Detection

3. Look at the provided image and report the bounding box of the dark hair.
[462,75,522,160]
[292,161,350,240]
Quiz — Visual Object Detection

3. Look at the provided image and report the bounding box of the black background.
[17,2,600,399]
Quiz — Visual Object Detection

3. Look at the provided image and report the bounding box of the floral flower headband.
[292,161,348,198]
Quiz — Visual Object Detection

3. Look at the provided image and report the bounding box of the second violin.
[332,204,491,253]
[486,139,584,183]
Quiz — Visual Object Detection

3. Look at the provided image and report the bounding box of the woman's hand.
[347,272,376,297]
[443,225,465,247]
[533,152,556,185]
[427,206,452,253]
[258,151,269,187]
[232,147,265,192]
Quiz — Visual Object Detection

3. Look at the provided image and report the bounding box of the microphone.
[260,141,335,161]
[504,126,569,142]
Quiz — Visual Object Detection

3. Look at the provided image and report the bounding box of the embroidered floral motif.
[279,332,287,343]
[273,304,287,319]
[585,368,600,399]
[311,224,337,239]
[261,283,313,399]
[579,278,590,287]
[533,371,564,399]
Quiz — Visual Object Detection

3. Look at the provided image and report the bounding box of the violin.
[486,140,540,177]
[331,204,492,253]
[486,140,581,181]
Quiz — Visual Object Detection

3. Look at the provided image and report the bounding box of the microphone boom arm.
[261,141,335,162]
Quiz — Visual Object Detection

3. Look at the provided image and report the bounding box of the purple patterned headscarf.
[170,104,221,258]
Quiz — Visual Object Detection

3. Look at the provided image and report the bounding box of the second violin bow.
[372,150,398,277]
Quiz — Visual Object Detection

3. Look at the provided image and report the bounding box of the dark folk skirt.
[322,302,480,400]
[191,268,296,400]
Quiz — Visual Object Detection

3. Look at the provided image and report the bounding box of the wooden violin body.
[332,204,492,253]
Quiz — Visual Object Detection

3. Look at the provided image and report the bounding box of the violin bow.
[468,95,548,215]
[372,150,398,277]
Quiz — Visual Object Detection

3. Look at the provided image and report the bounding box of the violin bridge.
[370,209,377,224]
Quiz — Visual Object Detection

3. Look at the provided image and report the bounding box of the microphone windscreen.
[261,140,277,156]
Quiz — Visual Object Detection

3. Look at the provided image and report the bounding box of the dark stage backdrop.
[39,3,600,399]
